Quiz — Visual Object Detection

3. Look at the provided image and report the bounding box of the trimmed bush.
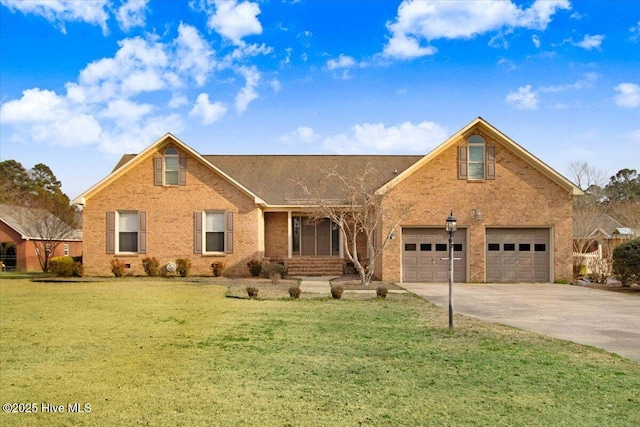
[262,262,286,281]
[613,238,640,286]
[330,284,343,299]
[247,259,262,277]
[288,286,301,299]
[49,256,75,277]
[246,286,259,298]
[142,257,160,277]
[111,258,126,277]
[376,286,388,298]
[176,258,191,277]
[72,261,83,277]
[211,262,225,277]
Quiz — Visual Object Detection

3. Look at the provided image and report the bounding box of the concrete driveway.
[401,283,640,363]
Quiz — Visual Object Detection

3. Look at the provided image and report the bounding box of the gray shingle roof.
[0,205,82,241]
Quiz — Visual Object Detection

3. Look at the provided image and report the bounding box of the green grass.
[1,279,639,426]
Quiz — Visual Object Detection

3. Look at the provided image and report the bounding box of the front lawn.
[1,279,638,426]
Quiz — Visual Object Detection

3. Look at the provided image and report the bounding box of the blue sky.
[1,0,639,199]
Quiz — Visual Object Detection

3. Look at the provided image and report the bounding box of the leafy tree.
[0,160,34,204]
[0,160,79,272]
[604,168,640,202]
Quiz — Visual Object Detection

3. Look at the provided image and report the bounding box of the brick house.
[0,205,83,271]
[72,117,582,282]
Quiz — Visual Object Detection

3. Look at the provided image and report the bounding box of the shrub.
[247,259,262,277]
[142,257,160,277]
[49,256,75,277]
[588,257,611,284]
[211,262,225,277]
[330,284,343,299]
[176,258,191,277]
[288,286,301,299]
[376,286,388,298]
[262,262,286,283]
[73,261,83,277]
[613,238,640,287]
[246,286,259,298]
[111,258,126,277]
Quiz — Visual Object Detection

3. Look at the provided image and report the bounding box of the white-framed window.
[118,211,139,253]
[106,211,147,255]
[194,211,234,255]
[205,211,225,253]
[164,147,179,185]
[467,135,485,180]
[64,244,69,256]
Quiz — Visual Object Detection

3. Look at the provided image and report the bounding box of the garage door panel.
[402,228,466,283]
[486,228,549,283]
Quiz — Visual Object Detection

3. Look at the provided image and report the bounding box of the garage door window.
[535,244,546,251]
[488,243,500,251]
[405,244,416,251]
[504,243,515,251]
[519,243,531,251]
[436,243,447,251]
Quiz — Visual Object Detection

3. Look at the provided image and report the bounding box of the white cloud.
[574,34,604,50]
[116,0,148,32]
[383,0,569,59]
[189,93,227,124]
[631,21,640,41]
[322,121,448,154]
[614,83,640,108]
[168,93,189,108]
[235,66,260,113]
[269,79,281,92]
[204,0,262,45]
[0,0,110,35]
[0,88,100,147]
[505,85,539,110]
[175,23,216,86]
[540,73,597,93]
[532,34,541,48]
[326,54,356,70]
[279,126,320,145]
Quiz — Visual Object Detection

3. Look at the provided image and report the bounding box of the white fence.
[573,245,603,275]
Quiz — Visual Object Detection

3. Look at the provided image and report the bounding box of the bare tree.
[298,164,411,286]
[14,200,80,272]
[568,161,606,192]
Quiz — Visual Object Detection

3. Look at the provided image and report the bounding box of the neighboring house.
[72,117,582,282]
[0,205,83,271]
[574,212,637,259]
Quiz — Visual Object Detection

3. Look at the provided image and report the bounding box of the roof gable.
[375,117,583,197]
[72,133,265,206]
[0,204,81,241]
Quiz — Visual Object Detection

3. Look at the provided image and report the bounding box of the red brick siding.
[379,136,574,283]
[82,146,260,276]
[264,212,288,259]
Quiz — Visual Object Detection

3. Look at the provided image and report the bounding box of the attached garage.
[402,228,466,282]
[486,228,550,282]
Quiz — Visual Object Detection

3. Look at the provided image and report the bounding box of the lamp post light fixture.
[445,211,457,330]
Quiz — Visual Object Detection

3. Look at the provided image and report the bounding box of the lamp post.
[445,211,457,330]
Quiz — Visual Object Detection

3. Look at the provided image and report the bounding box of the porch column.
[287,211,292,258]
[339,225,344,259]
[258,209,265,257]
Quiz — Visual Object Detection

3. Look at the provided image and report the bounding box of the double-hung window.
[194,211,234,254]
[164,148,179,185]
[458,135,496,180]
[154,146,186,186]
[205,212,225,252]
[467,135,485,180]
[106,211,147,254]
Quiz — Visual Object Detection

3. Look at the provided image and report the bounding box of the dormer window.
[154,147,187,186]
[458,135,496,181]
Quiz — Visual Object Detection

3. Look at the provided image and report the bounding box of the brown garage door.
[486,228,550,282]
[402,228,466,282]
